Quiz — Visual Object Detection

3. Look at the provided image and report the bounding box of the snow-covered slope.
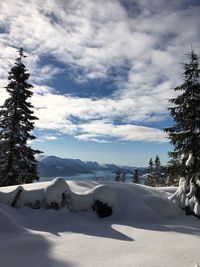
[0,180,199,267]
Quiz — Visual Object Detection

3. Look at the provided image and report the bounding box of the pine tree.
[165,51,200,176]
[166,159,180,186]
[165,50,200,217]
[154,155,161,186]
[145,158,155,186]
[133,169,140,184]
[149,158,153,173]
[115,169,121,182]
[0,48,42,186]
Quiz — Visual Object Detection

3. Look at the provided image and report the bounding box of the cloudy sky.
[0,0,200,166]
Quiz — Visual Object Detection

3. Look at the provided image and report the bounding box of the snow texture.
[0,180,200,267]
[169,177,188,209]
[0,207,24,236]
[169,176,200,217]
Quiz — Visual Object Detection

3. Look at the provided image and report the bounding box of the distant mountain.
[36,155,141,177]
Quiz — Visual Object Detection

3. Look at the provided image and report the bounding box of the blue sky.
[0,0,200,166]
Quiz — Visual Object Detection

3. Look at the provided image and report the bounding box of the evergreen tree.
[154,155,161,186]
[115,169,121,182]
[145,158,155,186]
[164,50,200,217]
[166,159,180,186]
[0,48,42,186]
[133,169,140,184]
[149,158,153,173]
[165,51,200,176]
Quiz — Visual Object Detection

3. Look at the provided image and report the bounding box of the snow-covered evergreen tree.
[0,48,42,186]
[166,159,180,186]
[145,158,155,186]
[165,50,200,217]
[133,169,140,184]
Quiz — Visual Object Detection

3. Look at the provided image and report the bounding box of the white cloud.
[77,121,167,143]
[38,135,58,142]
[75,134,111,143]
[1,0,199,83]
[26,86,167,143]
[0,0,199,143]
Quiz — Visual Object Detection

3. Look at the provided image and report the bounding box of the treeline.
[131,155,179,187]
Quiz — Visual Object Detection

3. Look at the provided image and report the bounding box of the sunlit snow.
[0,179,199,267]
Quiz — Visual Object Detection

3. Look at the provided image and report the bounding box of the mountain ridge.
[36,155,144,177]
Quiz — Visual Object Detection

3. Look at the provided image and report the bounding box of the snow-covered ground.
[0,179,199,267]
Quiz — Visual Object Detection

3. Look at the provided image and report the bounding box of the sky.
[0,0,200,166]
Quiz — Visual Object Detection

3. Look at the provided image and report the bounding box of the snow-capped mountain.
[36,155,139,177]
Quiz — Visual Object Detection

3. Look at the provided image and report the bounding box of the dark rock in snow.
[92,200,112,218]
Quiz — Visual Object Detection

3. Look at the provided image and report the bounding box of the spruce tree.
[133,169,140,184]
[145,158,155,186]
[149,158,153,173]
[0,48,42,186]
[165,51,200,176]
[166,159,180,186]
[154,155,161,186]
[165,50,200,217]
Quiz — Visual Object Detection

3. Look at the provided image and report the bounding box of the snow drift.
[0,207,24,236]
[0,178,181,221]
[0,180,200,267]
[0,178,117,217]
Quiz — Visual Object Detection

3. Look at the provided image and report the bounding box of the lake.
[40,170,135,183]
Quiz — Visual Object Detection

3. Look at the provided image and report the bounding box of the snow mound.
[0,186,23,206]
[0,179,117,216]
[66,182,182,222]
[69,184,118,213]
[0,178,71,210]
[0,180,184,221]
[45,177,70,208]
[18,187,45,208]
[98,182,183,222]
